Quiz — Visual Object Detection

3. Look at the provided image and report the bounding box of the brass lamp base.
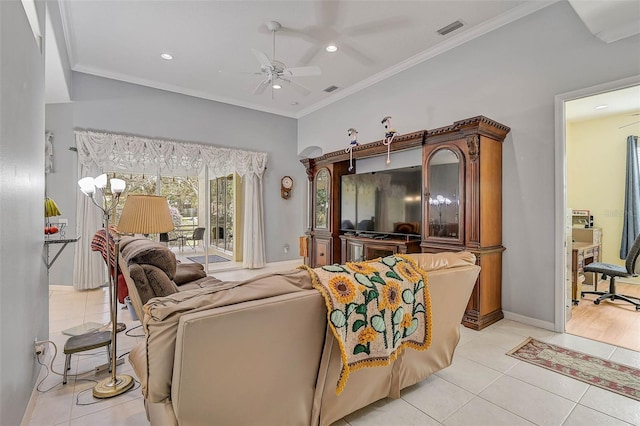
[93,374,135,398]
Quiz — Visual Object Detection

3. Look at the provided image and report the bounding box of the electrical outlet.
[34,340,46,357]
[284,244,289,253]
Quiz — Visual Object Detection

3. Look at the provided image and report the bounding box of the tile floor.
[28,263,640,426]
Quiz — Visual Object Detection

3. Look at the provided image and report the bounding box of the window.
[160,175,199,242]
[107,173,199,245]
[107,173,157,223]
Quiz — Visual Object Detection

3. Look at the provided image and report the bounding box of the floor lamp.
[78,174,134,398]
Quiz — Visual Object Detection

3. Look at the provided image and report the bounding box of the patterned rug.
[186,254,230,264]
[507,337,640,401]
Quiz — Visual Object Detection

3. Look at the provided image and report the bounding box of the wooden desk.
[571,241,601,304]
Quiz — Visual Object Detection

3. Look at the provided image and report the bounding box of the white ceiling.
[47,0,640,119]
[566,85,640,123]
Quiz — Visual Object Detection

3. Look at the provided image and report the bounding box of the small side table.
[44,236,81,270]
[63,330,112,384]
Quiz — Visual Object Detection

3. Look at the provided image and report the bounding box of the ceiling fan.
[250,21,321,97]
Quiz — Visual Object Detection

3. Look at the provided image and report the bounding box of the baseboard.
[49,284,74,291]
[21,359,50,426]
[502,310,555,331]
[21,383,38,426]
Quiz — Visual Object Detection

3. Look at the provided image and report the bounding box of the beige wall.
[567,112,640,266]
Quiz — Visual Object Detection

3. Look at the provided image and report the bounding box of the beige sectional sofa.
[121,239,479,426]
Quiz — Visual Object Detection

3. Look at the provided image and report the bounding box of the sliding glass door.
[209,175,234,253]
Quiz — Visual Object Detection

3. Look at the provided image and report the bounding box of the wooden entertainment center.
[301,116,510,330]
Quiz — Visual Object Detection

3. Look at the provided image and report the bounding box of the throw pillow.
[120,237,177,279]
[173,263,207,285]
[128,264,156,305]
[142,264,179,298]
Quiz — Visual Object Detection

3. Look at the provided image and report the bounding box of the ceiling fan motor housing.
[266,21,281,32]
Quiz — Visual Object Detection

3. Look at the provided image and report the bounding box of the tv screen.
[341,166,422,237]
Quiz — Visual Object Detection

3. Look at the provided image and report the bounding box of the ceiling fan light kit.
[248,20,322,98]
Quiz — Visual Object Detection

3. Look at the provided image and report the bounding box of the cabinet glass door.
[314,168,330,229]
[427,148,461,240]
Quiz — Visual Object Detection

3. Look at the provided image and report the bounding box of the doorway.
[555,76,640,350]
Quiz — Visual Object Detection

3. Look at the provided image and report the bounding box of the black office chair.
[185,227,205,250]
[582,233,640,311]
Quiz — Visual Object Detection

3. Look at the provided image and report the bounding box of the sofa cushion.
[174,263,207,285]
[144,264,179,298]
[120,236,177,279]
[128,264,157,305]
[128,263,179,305]
[178,275,224,290]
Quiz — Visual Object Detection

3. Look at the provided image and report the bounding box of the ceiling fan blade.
[342,16,411,37]
[340,41,374,66]
[318,0,339,28]
[252,77,271,95]
[251,48,273,70]
[272,26,318,44]
[281,78,311,96]
[282,66,321,77]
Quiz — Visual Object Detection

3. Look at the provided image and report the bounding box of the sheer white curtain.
[242,173,266,268]
[74,129,268,277]
[73,162,104,290]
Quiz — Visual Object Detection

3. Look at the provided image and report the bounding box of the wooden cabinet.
[421,118,509,330]
[301,116,510,330]
[313,237,331,267]
[340,235,421,263]
[301,161,351,268]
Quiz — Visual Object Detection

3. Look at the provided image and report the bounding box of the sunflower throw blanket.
[302,254,432,394]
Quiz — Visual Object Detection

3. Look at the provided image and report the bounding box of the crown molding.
[72,66,298,119]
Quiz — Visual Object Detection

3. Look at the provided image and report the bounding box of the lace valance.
[75,129,267,178]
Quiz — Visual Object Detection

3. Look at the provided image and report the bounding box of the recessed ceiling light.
[272,84,282,89]
[160,53,173,60]
[291,101,299,105]
[326,45,338,53]
[594,104,608,110]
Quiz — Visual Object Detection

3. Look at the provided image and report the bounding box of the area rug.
[507,337,640,401]
[186,255,230,264]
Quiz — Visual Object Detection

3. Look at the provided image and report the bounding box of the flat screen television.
[340,166,422,237]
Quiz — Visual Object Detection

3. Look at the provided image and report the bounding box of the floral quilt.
[302,254,432,394]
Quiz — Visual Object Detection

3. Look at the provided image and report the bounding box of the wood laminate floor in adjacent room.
[567,282,640,352]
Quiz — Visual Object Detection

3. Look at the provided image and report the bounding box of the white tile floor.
[28,264,640,426]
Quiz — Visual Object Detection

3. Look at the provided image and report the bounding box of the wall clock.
[281,176,293,199]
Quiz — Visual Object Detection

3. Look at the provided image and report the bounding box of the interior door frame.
[553,74,640,332]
